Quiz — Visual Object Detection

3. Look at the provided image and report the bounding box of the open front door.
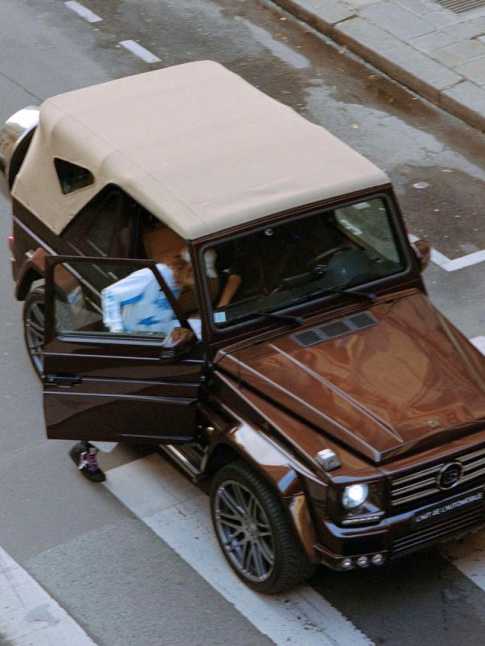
[42,255,203,445]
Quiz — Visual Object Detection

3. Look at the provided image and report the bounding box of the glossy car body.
[3,61,485,593]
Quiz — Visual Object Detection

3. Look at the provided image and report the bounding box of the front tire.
[23,286,45,380]
[210,461,310,594]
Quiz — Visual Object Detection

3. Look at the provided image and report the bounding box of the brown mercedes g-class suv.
[2,61,484,595]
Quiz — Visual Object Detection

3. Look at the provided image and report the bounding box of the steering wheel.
[308,244,354,268]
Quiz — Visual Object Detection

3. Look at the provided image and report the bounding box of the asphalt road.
[1,1,485,645]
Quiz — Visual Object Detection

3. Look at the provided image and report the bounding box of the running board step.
[159,444,205,482]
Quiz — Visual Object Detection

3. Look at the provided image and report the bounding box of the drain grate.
[434,0,485,13]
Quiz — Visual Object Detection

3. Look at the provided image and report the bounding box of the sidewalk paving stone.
[456,58,485,85]
[275,0,353,32]
[411,31,456,52]
[360,2,436,40]
[425,9,462,27]
[335,17,462,101]
[430,39,485,67]
[440,80,485,131]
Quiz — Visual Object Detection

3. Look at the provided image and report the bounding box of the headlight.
[342,483,369,510]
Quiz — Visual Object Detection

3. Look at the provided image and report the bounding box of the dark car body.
[2,61,483,593]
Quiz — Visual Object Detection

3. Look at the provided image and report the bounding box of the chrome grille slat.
[391,487,441,506]
[391,476,437,497]
[392,464,444,486]
[461,448,485,463]
[463,457,485,471]
[391,445,485,508]
[461,469,485,484]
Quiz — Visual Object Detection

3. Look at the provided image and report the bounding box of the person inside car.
[70,228,241,482]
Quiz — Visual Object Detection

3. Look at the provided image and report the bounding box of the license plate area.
[414,487,485,528]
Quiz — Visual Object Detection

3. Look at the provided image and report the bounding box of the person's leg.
[69,442,107,483]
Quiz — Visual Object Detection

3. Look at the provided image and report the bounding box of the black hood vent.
[291,311,377,347]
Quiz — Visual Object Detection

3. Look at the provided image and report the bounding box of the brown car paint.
[216,291,485,464]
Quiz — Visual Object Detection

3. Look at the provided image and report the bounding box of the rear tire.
[210,460,311,594]
[23,286,45,380]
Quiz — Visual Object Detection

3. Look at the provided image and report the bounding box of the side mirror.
[412,239,431,272]
[160,326,197,363]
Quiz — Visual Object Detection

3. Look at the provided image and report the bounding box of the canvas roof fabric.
[13,61,389,241]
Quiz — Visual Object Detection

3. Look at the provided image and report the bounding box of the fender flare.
[15,247,47,300]
[206,424,320,562]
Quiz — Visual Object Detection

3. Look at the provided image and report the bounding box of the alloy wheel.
[23,288,45,378]
[213,479,275,583]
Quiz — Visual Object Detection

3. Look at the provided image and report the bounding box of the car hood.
[216,293,485,464]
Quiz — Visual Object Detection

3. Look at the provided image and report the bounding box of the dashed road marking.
[119,40,161,64]
[64,1,102,23]
[438,249,485,272]
[409,234,485,271]
[104,454,373,646]
[0,546,97,646]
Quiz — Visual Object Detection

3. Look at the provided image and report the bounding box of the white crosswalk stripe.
[0,546,97,646]
[104,454,374,646]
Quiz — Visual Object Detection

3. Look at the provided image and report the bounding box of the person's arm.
[217,273,242,308]
[101,268,155,332]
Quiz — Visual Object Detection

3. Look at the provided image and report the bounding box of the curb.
[269,0,485,133]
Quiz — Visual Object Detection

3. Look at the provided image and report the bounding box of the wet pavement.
[271,0,485,132]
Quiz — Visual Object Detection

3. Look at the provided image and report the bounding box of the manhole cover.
[434,0,485,13]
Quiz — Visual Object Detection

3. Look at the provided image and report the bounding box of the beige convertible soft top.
[13,61,389,240]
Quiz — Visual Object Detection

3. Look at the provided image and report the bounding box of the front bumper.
[314,485,485,571]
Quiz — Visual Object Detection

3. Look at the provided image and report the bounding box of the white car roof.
[13,61,389,240]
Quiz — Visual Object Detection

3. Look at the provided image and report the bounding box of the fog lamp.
[342,483,369,510]
[371,553,384,566]
[356,556,369,568]
[341,558,353,570]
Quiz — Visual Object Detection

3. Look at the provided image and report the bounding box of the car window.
[54,158,94,195]
[86,193,122,255]
[205,196,405,328]
[51,258,202,341]
[62,187,137,264]
[334,199,400,263]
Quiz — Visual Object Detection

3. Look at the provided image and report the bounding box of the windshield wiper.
[286,284,376,309]
[258,310,304,325]
[323,287,376,302]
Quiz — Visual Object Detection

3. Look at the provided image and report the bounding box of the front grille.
[390,446,485,508]
[391,505,484,557]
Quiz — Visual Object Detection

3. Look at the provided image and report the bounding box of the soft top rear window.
[54,158,94,195]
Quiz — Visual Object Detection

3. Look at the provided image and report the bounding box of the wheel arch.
[15,248,47,300]
[206,426,319,562]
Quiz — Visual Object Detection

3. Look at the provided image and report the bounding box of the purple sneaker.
[69,442,106,483]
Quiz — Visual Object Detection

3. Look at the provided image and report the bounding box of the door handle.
[45,374,82,387]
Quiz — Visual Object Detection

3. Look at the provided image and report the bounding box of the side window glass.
[51,258,202,341]
[54,158,94,195]
[86,193,122,255]
[52,260,178,340]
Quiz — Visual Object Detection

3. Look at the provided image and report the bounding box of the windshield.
[204,196,405,327]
